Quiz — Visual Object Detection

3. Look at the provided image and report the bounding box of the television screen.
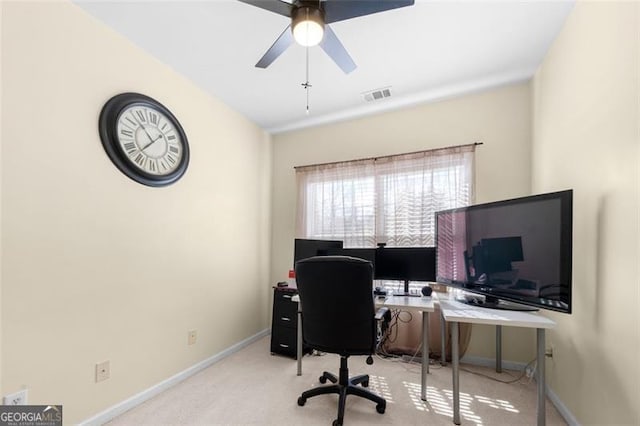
[293,239,343,267]
[374,247,436,282]
[435,190,573,313]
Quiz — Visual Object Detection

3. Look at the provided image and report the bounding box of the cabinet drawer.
[270,326,297,357]
[274,309,297,329]
[274,290,297,305]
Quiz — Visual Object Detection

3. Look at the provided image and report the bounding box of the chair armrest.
[375,306,390,321]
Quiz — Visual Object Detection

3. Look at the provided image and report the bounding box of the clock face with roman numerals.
[99,93,189,187]
[116,105,183,175]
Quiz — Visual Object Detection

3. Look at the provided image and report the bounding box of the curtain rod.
[293,141,483,170]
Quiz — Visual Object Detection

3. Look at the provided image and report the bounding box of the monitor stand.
[460,295,539,312]
[393,280,422,297]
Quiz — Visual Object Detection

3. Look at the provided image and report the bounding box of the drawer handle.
[281,317,291,321]
[282,294,292,299]
[279,343,290,348]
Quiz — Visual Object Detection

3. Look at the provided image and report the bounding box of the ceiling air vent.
[362,87,392,102]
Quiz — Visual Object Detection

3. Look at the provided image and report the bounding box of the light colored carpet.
[107,336,566,425]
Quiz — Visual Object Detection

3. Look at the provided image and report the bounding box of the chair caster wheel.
[376,402,386,414]
[362,380,369,387]
[297,397,306,406]
[319,375,327,384]
[332,420,342,426]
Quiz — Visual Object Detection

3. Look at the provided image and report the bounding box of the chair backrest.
[295,255,376,356]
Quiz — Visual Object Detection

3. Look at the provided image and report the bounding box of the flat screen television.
[435,190,573,313]
[293,238,343,267]
[374,247,436,294]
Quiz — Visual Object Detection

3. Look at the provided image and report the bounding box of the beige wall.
[1,2,271,423]
[272,83,536,362]
[532,1,639,424]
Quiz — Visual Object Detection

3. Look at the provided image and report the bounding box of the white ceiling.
[75,0,574,134]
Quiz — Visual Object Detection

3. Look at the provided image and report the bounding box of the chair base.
[297,356,386,426]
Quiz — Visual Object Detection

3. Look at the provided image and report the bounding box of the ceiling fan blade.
[323,0,415,24]
[256,25,294,68]
[319,25,356,74]
[237,0,293,17]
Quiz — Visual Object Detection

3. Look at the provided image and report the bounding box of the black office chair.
[295,256,389,426]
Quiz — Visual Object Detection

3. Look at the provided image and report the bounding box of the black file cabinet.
[270,287,309,358]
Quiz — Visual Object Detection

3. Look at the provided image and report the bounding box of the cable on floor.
[459,357,537,384]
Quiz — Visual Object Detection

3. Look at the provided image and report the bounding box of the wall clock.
[99,92,189,187]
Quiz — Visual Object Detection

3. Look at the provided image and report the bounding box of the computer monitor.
[293,238,343,267]
[326,248,376,268]
[374,247,436,293]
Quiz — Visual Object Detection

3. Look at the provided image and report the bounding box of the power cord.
[385,309,413,344]
[460,357,537,384]
[375,309,444,371]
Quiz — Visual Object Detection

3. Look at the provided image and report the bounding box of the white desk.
[292,294,436,401]
[439,299,556,426]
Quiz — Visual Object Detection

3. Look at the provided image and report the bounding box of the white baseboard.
[546,383,580,426]
[460,354,527,371]
[80,328,270,426]
[461,355,579,426]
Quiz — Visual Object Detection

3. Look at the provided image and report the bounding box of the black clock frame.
[99,92,190,187]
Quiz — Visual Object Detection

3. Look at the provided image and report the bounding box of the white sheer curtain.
[295,145,475,248]
[374,146,475,246]
[435,209,468,283]
[295,159,376,247]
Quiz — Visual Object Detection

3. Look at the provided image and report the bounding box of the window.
[296,145,475,246]
[297,160,377,247]
[295,145,475,291]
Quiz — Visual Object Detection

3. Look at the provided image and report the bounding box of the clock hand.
[141,134,163,151]
[131,114,164,151]
[132,115,157,143]
[139,124,156,143]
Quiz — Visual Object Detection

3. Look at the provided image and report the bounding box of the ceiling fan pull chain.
[303,44,311,115]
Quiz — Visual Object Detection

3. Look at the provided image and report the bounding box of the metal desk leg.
[296,305,302,376]
[452,321,460,425]
[421,311,429,401]
[537,328,546,426]
[440,308,446,366]
[496,325,502,373]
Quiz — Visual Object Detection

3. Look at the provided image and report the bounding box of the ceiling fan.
[238,0,415,74]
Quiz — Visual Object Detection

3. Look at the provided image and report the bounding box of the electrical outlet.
[95,360,110,382]
[188,330,197,345]
[3,389,28,405]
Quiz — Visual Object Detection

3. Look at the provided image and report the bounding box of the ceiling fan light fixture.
[292,6,324,47]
